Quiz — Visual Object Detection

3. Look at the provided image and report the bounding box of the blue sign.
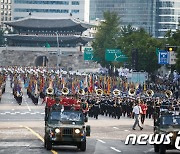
[158,50,169,64]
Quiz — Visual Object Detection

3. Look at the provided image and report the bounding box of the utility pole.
[55,32,61,68]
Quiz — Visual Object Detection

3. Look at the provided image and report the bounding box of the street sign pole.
[56,32,61,68]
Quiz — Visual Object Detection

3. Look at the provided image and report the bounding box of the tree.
[117,27,163,74]
[165,28,180,73]
[0,29,4,46]
[92,11,120,68]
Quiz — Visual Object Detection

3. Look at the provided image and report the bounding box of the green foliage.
[0,29,4,46]
[92,11,120,68]
[165,29,180,72]
[117,27,163,73]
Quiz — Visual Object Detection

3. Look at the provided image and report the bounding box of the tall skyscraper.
[156,0,180,38]
[90,0,180,38]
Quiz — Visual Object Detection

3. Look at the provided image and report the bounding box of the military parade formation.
[0,66,179,122]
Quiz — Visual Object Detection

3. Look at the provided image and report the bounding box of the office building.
[12,0,89,22]
[90,0,180,38]
[0,0,12,29]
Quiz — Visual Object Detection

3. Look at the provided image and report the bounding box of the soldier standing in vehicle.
[51,97,63,111]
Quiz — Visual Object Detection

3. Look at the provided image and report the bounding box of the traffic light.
[132,49,138,70]
[165,46,177,52]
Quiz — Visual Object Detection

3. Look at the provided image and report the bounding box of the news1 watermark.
[125,131,180,150]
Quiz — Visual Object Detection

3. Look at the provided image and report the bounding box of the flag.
[89,75,93,93]
[143,82,146,91]
[107,77,111,95]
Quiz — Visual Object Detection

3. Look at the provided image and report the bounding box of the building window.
[71,10,79,13]
[14,8,69,13]
[72,1,79,5]
[14,0,69,5]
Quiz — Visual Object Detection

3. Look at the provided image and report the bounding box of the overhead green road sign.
[84,50,93,60]
[105,48,128,62]
[156,48,159,56]
[84,47,93,52]
[84,47,101,61]
[46,42,50,48]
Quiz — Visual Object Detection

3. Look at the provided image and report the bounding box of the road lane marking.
[97,139,106,144]
[30,113,36,115]
[0,142,30,147]
[113,127,119,130]
[124,130,130,132]
[22,126,58,154]
[144,148,154,153]
[20,113,26,115]
[0,112,44,115]
[110,147,121,153]
[24,100,31,111]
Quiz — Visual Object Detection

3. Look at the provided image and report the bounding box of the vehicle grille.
[62,128,73,135]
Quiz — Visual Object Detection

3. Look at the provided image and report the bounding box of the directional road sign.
[105,49,128,62]
[84,51,93,60]
[158,50,169,64]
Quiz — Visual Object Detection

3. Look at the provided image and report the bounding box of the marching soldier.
[93,98,100,119]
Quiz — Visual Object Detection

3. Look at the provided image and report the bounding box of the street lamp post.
[55,32,61,68]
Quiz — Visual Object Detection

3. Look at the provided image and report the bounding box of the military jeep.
[44,109,90,151]
[154,113,180,154]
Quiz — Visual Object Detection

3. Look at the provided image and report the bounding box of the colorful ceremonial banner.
[107,77,111,95]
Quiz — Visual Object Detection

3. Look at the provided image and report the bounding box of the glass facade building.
[90,0,180,38]
[90,0,155,36]
[156,0,180,38]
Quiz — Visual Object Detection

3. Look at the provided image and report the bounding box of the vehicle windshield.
[160,115,180,126]
[48,111,84,124]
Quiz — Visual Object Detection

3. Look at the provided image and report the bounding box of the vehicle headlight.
[75,129,80,134]
[55,128,60,133]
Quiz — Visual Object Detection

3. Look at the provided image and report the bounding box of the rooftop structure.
[4,16,94,47]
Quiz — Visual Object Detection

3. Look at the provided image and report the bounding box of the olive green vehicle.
[154,113,180,154]
[44,110,90,151]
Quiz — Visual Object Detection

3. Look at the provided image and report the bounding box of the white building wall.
[12,0,88,21]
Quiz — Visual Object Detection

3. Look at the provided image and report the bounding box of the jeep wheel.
[80,141,86,151]
[154,144,159,152]
[77,144,81,149]
[46,138,52,150]
[159,144,166,154]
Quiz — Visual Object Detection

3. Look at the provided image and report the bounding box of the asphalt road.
[0,79,179,154]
